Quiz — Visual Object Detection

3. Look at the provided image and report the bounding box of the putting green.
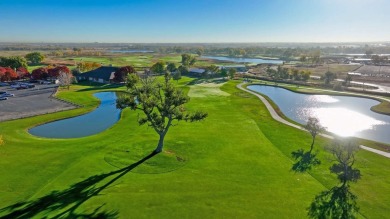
[188,82,230,97]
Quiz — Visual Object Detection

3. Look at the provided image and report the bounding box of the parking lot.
[0,84,76,121]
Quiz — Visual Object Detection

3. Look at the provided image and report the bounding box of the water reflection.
[305,108,386,137]
[29,92,121,138]
[247,85,390,144]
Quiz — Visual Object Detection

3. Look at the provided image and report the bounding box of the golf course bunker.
[29,92,121,138]
[104,146,187,174]
[188,82,230,98]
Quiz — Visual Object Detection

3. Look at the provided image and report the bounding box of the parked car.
[0,82,9,86]
[1,93,14,97]
[0,96,8,101]
[11,84,21,89]
[0,91,6,95]
[16,86,28,90]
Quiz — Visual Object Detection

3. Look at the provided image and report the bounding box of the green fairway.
[0,78,389,218]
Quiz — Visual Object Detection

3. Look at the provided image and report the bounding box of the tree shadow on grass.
[308,185,359,219]
[291,149,321,173]
[0,151,157,219]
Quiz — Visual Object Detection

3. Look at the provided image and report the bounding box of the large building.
[76,66,119,83]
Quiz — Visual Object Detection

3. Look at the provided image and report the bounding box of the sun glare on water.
[306,108,386,137]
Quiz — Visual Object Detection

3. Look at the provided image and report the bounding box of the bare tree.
[304,117,325,153]
[58,71,74,90]
[326,139,361,186]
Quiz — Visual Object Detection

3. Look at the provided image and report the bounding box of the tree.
[116,73,208,153]
[31,67,49,80]
[58,71,74,89]
[16,67,30,79]
[150,62,166,75]
[0,56,28,69]
[114,66,136,82]
[205,65,219,78]
[25,52,45,65]
[365,50,373,58]
[196,47,204,56]
[323,71,337,85]
[345,74,353,86]
[0,67,18,81]
[48,66,70,78]
[305,117,325,153]
[327,139,361,186]
[166,62,177,73]
[220,68,227,79]
[308,139,361,218]
[228,68,236,79]
[299,55,307,63]
[301,70,311,81]
[77,62,101,72]
[181,54,196,67]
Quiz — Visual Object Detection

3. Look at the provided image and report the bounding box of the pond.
[247,85,390,144]
[29,92,121,138]
[202,56,283,64]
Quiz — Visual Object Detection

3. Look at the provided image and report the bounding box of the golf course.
[0,77,389,218]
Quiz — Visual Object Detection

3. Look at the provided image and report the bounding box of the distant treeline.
[1,42,390,59]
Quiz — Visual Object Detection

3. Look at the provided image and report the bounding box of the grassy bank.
[0,78,389,218]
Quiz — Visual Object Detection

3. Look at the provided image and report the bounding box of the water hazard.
[202,56,283,64]
[29,92,121,138]
[247,85,390,144]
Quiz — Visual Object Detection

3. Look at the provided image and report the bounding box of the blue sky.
[0,0,389,43]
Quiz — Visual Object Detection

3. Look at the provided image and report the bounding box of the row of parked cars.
[0,91,14,101]
[10,82,35,90]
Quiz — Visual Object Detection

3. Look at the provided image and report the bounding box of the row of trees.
[291,117,361,218]
[0,67,29,82]
[31,66,71,80]
[266,66,311,81]
[0,52,45,70]
[0,56,28,69]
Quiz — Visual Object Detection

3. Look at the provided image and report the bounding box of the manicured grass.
[0,78,389,218]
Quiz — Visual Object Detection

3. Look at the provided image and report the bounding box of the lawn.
[0,77,389,218]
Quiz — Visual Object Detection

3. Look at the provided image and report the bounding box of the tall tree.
[228,68,236,79]
[220,68,228,79]
[327,139,361,186]
[150,61,166,75]
[181,54,196,67]
[166,62,177,73]
[304,117,325,153]
[25,52,45,65]
[58,71,74,89]
[308,139,361,219]
[323,71,337,85]
[205,65,219,78]
[116,73,207,153]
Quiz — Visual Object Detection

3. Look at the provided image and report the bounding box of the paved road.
[237,83,390,159]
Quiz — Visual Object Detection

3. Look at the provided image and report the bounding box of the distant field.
[286,64,361,78]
